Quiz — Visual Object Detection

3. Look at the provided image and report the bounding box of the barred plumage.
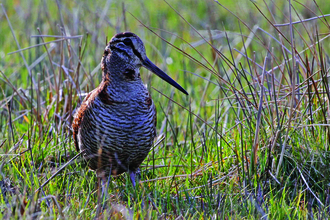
[72,32,187,186]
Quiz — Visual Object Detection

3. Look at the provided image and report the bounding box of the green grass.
[1,0,330,219]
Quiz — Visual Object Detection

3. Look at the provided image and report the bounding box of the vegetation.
[1,0,330,218]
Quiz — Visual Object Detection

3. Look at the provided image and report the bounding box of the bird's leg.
[129,168,141,187]
[129,170,136,187]
[95,170,108,217]
[96,170,108,199]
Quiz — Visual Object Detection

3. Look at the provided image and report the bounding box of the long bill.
[142,57,188,95]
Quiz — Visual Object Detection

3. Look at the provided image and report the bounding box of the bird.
[72,32,188,186]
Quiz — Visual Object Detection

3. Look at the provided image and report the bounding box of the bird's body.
[72,32,187,185]
[73,74,156,176]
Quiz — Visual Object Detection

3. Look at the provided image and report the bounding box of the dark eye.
[123,38,132,45]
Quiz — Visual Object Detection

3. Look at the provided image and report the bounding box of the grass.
[1,0,330,219]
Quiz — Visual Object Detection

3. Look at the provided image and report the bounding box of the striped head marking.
[107,32,147,66]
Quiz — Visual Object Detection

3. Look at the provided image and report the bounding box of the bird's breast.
[74,79,157,174]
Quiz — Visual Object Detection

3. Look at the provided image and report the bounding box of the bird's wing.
[72,90,95,152]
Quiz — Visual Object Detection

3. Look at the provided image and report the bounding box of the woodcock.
[72,32,188,186]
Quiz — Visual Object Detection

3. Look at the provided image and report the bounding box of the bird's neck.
[102,70,148,102]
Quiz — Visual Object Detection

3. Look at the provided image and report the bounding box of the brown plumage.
[72,32,188,186]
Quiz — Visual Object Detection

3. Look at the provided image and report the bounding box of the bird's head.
[101,32,188,95]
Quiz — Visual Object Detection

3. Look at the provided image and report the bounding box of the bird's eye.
[123,38,132,45]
